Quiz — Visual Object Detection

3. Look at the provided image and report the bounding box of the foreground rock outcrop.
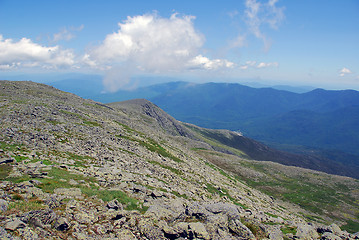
[0,80,358,239]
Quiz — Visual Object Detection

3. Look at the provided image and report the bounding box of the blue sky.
[0,0,358,91]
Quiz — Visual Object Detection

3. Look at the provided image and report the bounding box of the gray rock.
[0,158,14,164]
[188,222,211,240]
[330,223,343,235]
[228,219,256,239]
[54,217,70,231]
[269,227,283,240]
[54,187,83,199]
[21,209,57,226]
[17,227,39,240]
[0,226,20,240]
[107,199,123,210]
[0,199,8,212]
[5,219,26,231]
[296,223,319,240]
[204,202,241,219]
[115,229,137,239]
[138,218,166,240]
[74,210,98,224]
[145,203,185,222]
[186,202,211,221]
[321,231,341,240]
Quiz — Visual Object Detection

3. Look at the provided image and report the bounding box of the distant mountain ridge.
[146,82,359,155]
[50,79,359,171]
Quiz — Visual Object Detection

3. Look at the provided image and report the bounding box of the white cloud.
[245,0,285,50]
[0,35,75,70]
[87,13,234,92]
[239,60,278,70]
[339,67,352,77]
[188,55,234,70]
[88,13,204,71]
[257,62,278,68]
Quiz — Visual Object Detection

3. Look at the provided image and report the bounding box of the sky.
[0,0,358,92]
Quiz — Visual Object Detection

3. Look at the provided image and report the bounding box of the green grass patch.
[240,218,266,238]
[341,219,359,233]
[265,212,279,218]
[7,199,46,213]
[171,190,188,199]
[0,164,12,180]
[0,141,27,153]
[281,226,297,235]
[46,119,62,125]
[6,174,31,183]
[148,160,183,175]
[140,138,183,163]
[82,120,101,127]
[59,110,101,128]
[83,189,147,212]
[117,133,183,163]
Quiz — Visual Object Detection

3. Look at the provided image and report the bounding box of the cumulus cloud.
[86,13,233,92]
[88,13,204,71]
[245,0,285,50]
[0,35,75,70]
[339,67,352,77]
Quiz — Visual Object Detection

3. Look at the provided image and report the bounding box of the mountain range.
[50,80,359,178]
[1,80,359,238]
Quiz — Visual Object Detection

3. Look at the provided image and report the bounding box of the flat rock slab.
[54,187,83,199]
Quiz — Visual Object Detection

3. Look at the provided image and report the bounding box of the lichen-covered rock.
[54,187,83,199]
[0,199,8,212]
[137,218,166,240]
[296,223,320,240]
[107,199,122,210]
[228,218,255,239]
[5,219,26,231]
[17,227,39,240]
[53,217,70,231]
[188,222,211,240]
[321,231,341,240]
[0,226,20,240]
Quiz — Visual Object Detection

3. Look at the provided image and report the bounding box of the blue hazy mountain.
[49,79,359,167]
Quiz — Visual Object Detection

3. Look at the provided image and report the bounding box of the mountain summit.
[0,80,358,238]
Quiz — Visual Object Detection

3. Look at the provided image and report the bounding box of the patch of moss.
[171,190,188,199]
[7,199,46,213]
[148,160,183,175]
[341,219,359,233]
[0,164,12,180]
[281,226,297,235]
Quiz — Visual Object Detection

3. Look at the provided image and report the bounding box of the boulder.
[53,217,70,231]
[188,222,211,240]
[137,218,166,240]
[107,199,123,210]
[5,219,26,231]
[296,223,320,240]
[321,232,341,240]
[0,199,8,212]
[228,218,256,239]
[54,187,83,199]
[204,202,241,219]
[268,227,283,240]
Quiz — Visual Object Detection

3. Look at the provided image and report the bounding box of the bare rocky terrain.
[0,80,359,239]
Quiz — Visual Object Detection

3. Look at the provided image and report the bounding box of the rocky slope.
[0,80,358,239]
